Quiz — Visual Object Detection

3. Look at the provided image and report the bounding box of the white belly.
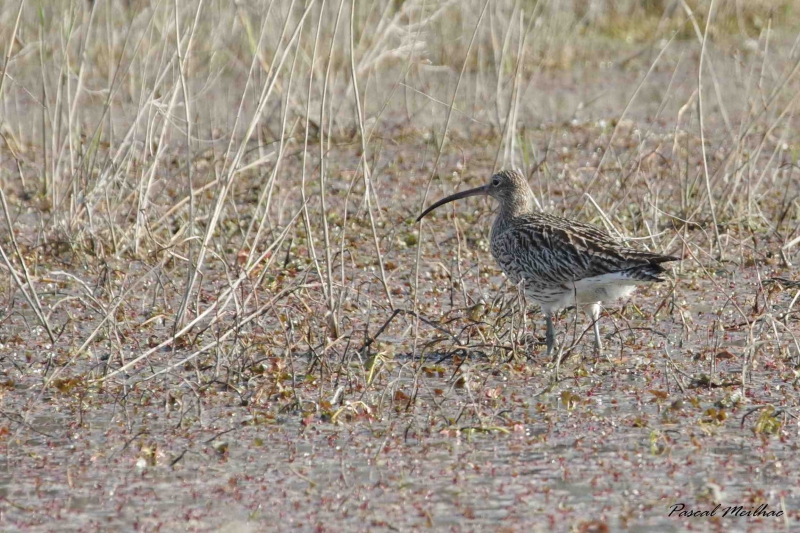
[531,273,642,314]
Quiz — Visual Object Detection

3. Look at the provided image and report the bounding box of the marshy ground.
[1,0,800,531]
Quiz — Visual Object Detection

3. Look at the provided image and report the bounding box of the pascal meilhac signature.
[669,503,784,519]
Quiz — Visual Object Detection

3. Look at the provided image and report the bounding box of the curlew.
[417,169,679,358]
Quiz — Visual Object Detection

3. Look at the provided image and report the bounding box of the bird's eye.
[492,178,501,187]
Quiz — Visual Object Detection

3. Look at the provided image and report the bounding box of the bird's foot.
[520,332,543,348]
[503,334,546,363]
[547,340,563,363]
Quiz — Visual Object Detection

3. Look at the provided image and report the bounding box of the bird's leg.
[545,312,555,360]
[589,303,605,359]
[590,303,602,353]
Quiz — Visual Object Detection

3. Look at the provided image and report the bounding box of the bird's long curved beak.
[416,185,489,222]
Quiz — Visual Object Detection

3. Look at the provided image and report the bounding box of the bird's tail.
[624,262,673,282]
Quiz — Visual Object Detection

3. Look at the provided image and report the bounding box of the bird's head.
[416,169,533,221]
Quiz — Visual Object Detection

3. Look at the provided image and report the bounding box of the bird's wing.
[492,215,674,287]
[535,213,680,264]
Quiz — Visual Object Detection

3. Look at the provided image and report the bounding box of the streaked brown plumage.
[417,169,680,357]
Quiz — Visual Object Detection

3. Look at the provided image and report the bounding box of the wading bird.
[417,170,679,358]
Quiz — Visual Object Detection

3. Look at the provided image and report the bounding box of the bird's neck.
[492,189,535,237]
[502,189,536,218]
